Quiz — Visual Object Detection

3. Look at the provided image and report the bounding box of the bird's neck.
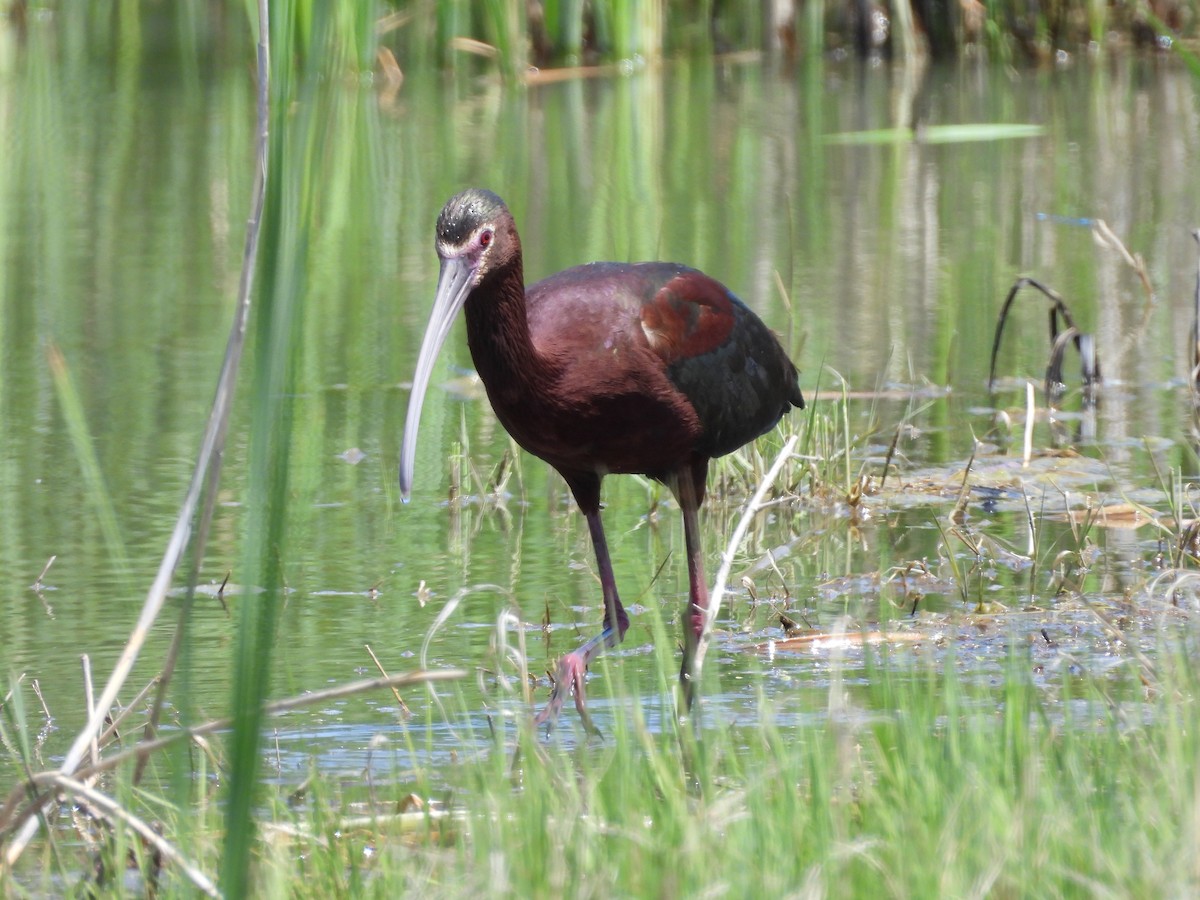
[464,265,552,388]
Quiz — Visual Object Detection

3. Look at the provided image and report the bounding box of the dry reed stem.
[0,669,465,836]
[49,773,220,897]
[260,806,463,847]
[0,0,271,869]
[419,585,508,740]
[1023,381,1035,466]
[693,435,799,689]
[489,608,531,709]
[1092,218,1156,365]
[365,644,412,717]
[28,680,51,725]
[32,555,56,590]
[949,441,978,525]
[98,676,160,748]
[80,655,99,775]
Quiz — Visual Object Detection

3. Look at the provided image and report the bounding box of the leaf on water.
[823,123,1044,145]
[758,630,930,653]
[810,385,950,402]
[167,582,277,598]
[260,801,460,848]
[1054,503,1155,529]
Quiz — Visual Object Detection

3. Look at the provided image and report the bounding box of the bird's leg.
[674,465,710,714]
[535,504,629,734]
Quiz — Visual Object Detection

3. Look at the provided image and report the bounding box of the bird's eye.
[479,229,493,248]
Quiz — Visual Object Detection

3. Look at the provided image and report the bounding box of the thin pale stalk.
[80,655,99,773]
[692,435,798,686]
[0,669,465,835]
[48,773,220,898]
[0,0,270,869]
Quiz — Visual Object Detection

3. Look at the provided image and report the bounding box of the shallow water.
[2,43,1199,785]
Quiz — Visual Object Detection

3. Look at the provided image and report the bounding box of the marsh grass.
[6,357,1200,883]
[437,625,1196,897]
[14,372,1195,896]
[8,2,1200,896]
[9,604,1198,896]
[43,342,132,584]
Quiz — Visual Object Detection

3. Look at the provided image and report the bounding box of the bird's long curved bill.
[399,257,476,501]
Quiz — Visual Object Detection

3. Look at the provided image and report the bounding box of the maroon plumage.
[400,189,803,732]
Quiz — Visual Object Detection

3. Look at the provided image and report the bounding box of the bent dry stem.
[0,0,271,872]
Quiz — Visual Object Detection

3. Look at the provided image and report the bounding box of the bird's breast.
[483,357,703,479]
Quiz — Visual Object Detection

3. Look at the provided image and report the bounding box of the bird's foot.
[534,651,602,737]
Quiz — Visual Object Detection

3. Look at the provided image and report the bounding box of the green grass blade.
[44,341,131,581]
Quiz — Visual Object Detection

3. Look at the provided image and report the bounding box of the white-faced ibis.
[400,188,804,733]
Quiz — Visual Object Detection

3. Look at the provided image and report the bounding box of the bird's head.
[435,188,521,289]
[399,189,520,501]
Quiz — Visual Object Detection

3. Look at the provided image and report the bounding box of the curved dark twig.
[988,276,1092,398]
[1045,326,1079,407]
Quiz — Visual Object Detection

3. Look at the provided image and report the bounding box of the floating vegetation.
[823,123,1046,145]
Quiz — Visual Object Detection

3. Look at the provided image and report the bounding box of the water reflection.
[1,54,1198,780]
